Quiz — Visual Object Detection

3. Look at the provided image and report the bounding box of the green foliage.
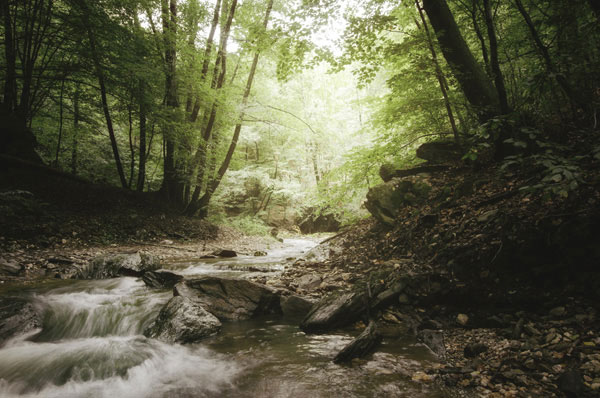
[208,213,273,236]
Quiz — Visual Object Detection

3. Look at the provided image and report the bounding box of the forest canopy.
[1,0,599,227]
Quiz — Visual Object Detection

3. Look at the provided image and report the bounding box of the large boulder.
[365,177,432,225]
[0,258,21,276]
[144,296,221,343]
[298,207,341,234]
[142,270,183,289]
[300,291,368,333]
[416,140,462,163]
[280,294,315,319]
[174,276,281,321]
[78,251,160,279]
[0,297,42,346]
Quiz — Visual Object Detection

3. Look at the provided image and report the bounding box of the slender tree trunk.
[127,104,135,188]
[78,0,127,188]
[310,142,320,184]
[71,83,80,174]
[470,2,491,78]
[185,0,238,213]
[190,0,222,123]
[422,0,500,121]
[160,0,181,204]
[513,0,583,111]
[54,78,65,166]
[188,0,273,217]
[416,2,460,143]
[483,0,510,114]
[137,84,147,192]
[2,0,17,115]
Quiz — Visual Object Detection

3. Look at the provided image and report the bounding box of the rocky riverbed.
[2,223,599,397]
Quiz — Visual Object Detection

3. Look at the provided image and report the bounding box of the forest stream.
[0,239,444,398]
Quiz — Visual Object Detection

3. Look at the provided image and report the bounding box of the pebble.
[549,306,566,317]
[457,313,469,326]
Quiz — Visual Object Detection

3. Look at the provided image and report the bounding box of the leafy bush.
[208,213,273,236]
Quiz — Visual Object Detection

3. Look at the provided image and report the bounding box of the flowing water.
[0,239,446,398]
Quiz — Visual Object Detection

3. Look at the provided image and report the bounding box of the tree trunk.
[185,0,238,214]
[78,0,128,188]
[187,0,273,217]
[2,0,17,115]
[513,0,583,112]
[71,83,80,174]
[160,0,181,204]
[416,2,460,143]
[469,2,491,78]
[483,0,510,114]
[190,0,222,123]
[137,84,147,192]
[127,104,136,188]
[422,0,500,121]
[54,78,65,166]
[310,141,321,184]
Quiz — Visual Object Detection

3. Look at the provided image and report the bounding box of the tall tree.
[75,0,128,188]
[187,0,274,217]
[185,0,238,214]
[160,0,181,203]
[513,0,583,112]
[415,0,460,143]
[483,0,510,114]
[422,0,500,121]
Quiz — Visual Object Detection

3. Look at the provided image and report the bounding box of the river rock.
[418,329,446,358]
[365,177,432,225]
[174,276,281,321]
[464,342,488,358]
[456,313,469,326]
[212,249,237,258]
[333,320,382,364]
[371,280,407,310]
[142,270,183,289]
[300,291,368,333]
[0,297,41,346]
[0,258,21,276]
[280,294,314,319]
[557,369,584,397]
[144,296,221,343]
[78,251,160,279]
[297,274,322,291]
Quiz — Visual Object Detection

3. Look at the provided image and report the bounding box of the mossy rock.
[365,177,432,225]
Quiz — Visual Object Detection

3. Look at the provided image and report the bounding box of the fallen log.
[333,320,382,364]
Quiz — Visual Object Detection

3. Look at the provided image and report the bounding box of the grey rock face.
[0,259,21,276]
[144,296,221,343]
[174,276,281,321]
[0,297,41,346]
[418,329,446,358]
[300,291,368,333]
[142,270,183,289]
[280,294,314,319]
[78,251,160,279]
[365,178,432,225]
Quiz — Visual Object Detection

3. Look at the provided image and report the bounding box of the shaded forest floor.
[275,130,600,397]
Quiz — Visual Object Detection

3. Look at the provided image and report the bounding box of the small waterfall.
[0,238,442,398]
[32,278,168,340]
[0,277,240,398]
